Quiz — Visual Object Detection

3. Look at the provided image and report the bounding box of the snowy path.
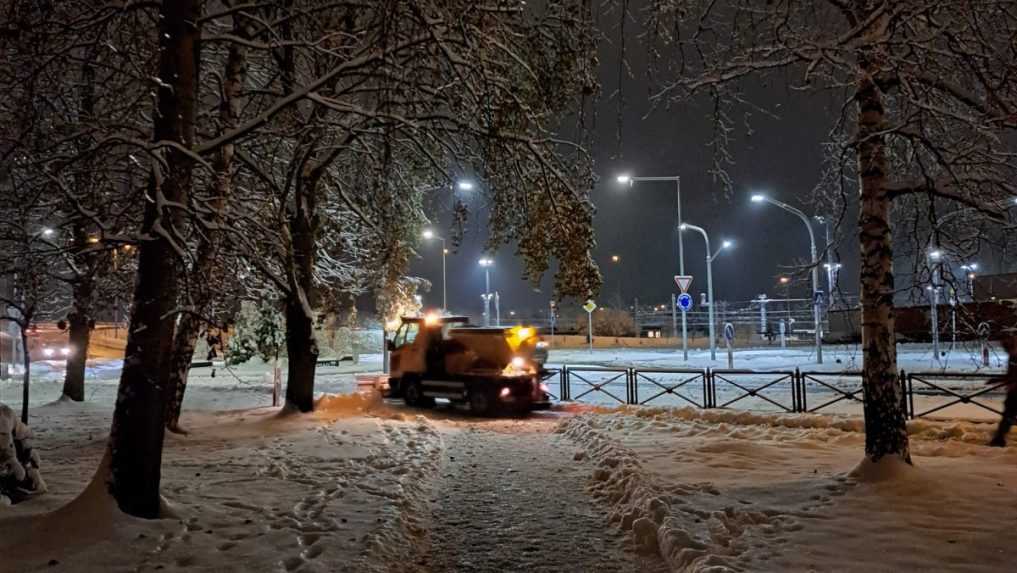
[422,414,665,573]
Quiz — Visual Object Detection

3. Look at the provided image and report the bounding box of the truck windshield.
[395,322,419,348]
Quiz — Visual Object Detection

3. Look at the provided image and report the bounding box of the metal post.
[676,179,688,361]
[633,297,640,337]
[441,240,447,312]
[706,246,716,361]
[779,319,787,348]
[930,258,941,361]
[549,301,556,338]
[587,309,593,353]
[671,294,678,340]
[759,295,768,337]
[758,197,822,363]
[494,292,500,326]
[483,268,491,326]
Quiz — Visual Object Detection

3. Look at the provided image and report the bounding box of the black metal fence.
[553,365,1005,420]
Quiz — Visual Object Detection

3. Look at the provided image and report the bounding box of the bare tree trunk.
[856,27,911,464]
[165,33,246,432]
[20,325,30,425]
[62,56,98,403]
[62,225,94,402]
[164,311,200,434]
[284,180,319,413]
[106,0,200,518]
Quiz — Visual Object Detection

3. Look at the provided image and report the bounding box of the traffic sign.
[674,275,694,293]
[724,322,736,342]
[677,293,693,312]
[813,290,825,306]
[582,300,597,313]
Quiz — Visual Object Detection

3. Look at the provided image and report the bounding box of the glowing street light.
[457,180,474,192]
[478,257,494,326]
[751,192,824,364]
[41,227,54,237]
[611,254,621,263]
[616,171,687,359]
[421,229,448,311]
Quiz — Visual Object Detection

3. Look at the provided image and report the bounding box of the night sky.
[410,8,857,318]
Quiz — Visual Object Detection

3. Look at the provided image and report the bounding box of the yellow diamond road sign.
[582,300,597,313]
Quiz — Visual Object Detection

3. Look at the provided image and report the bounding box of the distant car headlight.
[43,348,55,357]
[536,341,549,349]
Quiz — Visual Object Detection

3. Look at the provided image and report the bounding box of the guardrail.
[554,366,1004,420]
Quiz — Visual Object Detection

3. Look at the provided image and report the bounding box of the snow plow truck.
[384,315,552,415]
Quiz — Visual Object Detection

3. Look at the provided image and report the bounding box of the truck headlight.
[43,348,55,357]
[499,387,511,399]
[511,356,526,369]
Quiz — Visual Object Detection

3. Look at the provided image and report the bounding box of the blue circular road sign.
[677,293,693,312]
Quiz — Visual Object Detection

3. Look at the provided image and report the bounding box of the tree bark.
[164,311,200,434]
[106,0,200,519]
[283,178,319,413]
[62,224,94,402]
[165,30,246,433]
[20,323,30,425]
[855,18,911,464]
[62,55,98,403]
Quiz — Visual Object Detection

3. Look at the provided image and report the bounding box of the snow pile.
[559,414,799,571]
[560,407,1017,572]
[0,403,47,505]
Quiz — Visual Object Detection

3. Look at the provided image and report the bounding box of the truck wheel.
[469,389,494,416]
[403,378,435,409]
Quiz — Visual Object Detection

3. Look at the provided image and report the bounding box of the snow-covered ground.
[0,389,443,573]
[560,406,1017,572]
[1,348,1015,572]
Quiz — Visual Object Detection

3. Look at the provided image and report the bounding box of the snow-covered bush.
[227,302,285,365]
[0,403,46,505]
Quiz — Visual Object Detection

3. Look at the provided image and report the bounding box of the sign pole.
[724,323,735,369]
[582,300,597,353]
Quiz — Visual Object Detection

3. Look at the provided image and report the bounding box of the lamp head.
[679,223,688,231]
[457,181,474,191]
[611,255,620,263]
[616,174,631,185]
[722,240,734,250]
[750,194,766,203]
[422,229,434,240]
[41,227,54,237]
[929,250,943,260]
[478,257,493,267]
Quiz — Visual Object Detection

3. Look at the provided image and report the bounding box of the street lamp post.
[928,250,943,360]
[752,194,823,364]
[961,263,979,301]
[617,174,688,360]
[479,258,493,326]
[421,230,447,312]
[680,223,732,361]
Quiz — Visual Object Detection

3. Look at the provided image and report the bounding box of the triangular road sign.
[675,275,694,293]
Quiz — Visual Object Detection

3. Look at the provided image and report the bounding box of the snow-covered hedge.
[0,403,46,505]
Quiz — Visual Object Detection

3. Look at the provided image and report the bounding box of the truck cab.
[386,315,550,414]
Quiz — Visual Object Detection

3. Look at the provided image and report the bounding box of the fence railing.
[554,366,1004,420]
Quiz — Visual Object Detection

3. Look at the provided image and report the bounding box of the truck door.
[389,322,420,377]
